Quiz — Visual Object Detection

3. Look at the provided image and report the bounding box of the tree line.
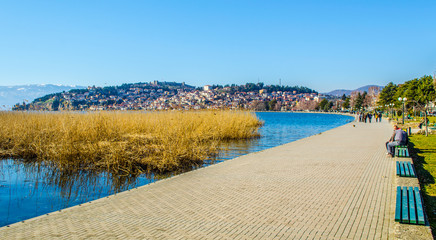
[205,82,317,94]
[377,75,436,115]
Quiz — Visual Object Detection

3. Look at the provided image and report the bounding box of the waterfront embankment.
[0,120,432,239]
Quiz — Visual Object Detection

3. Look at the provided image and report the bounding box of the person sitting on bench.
[386,125,408,157]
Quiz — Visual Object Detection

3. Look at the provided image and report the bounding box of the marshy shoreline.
[0,110,262,176]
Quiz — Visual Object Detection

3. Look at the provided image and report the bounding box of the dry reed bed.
[0,111,261,174]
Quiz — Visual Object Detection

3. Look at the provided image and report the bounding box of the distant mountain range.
[324,85,384,97]
[0,84,86,110]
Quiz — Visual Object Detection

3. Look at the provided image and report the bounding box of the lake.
[0,112,353,227]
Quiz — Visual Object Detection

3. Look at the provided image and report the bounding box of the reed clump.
[0,111,261,174]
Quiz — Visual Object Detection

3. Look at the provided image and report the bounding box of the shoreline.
[0,112,352,228]
[3,118,428,239]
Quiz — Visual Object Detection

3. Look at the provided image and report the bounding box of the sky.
[0,1,435,93]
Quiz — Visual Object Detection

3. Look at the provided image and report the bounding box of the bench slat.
[408,162,416,177]
[409,187,417,224]
[396,161,400,176]
[400,162,405,177]
[395,186,402,222]
[404,162,411,177]
[414,187,425,225]
[402,186,409,223]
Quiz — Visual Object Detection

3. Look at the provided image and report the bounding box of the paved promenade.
[0,120,432,239]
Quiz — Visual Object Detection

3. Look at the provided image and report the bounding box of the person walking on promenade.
[368,113,372,123]
[386,125,408,157]
[418,117,429,129]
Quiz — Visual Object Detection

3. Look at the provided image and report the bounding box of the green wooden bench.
[395,145,409,157]
[396,161,416,177]
[395,186,425,225]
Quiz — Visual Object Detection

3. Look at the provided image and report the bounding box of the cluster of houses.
[135,88,325,111]
[15,82,334,111]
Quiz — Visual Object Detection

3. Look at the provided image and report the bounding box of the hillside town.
[12,81,382,112]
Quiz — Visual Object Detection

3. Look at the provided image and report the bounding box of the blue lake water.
[0,112,353,227]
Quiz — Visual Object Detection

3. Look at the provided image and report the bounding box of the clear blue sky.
[1,0,435,92]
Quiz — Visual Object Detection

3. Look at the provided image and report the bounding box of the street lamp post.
[398,97,407,124]
[385,104,389,118]
[386,103,394,119]
[391,103,394,118]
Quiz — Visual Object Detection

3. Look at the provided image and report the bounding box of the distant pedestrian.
[368,113,372,123]
[418,117,429,129]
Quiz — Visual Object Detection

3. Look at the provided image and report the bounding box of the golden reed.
[0,111,261,174]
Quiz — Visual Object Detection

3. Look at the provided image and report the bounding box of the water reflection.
[0,159,156,226]
[0,112,353,227]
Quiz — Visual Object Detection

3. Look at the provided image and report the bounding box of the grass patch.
[408,134,436,231]
[0,111,262,175]
[395,116,436,130]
